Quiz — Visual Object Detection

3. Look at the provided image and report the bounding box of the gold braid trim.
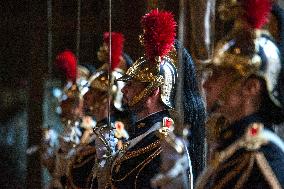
[197,153,255,189]
[213,152,246,172]
[118,140,161,164]
[134,148,163,189]
[111,147,162,182]
[233,153,255,189]
[89,156,100,189]
[212,153,252,189]
[210,138,242,167]
[196,166,216,189]
[255,152,282,189]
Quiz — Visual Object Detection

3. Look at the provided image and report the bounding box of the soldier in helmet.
[84,32,133,129]
[42,50,88,189]
[67,32,131,189]
[196,0,284,188]
[82,32,132,149]
[110,9,205,189]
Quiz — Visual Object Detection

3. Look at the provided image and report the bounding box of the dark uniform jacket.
[196,113,284,189]
[111,110,170,189]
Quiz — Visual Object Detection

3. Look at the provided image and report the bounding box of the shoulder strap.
[111,121,162,171]
[127,121,162,150]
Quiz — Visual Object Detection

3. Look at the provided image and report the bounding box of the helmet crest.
[141,9,176,63]
[54,50,77,83]
[101,32,125,71]
[240,0,272,29]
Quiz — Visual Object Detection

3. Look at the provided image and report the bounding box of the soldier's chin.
[122,100,131,111]
[122,104,129,111]
[84,108,92,116]
[122,101,141,113]
[122,98,134,111]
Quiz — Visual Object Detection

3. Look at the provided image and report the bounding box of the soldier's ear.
[148,88,160,98]
[146,88,161,105]
[152,88,160,97]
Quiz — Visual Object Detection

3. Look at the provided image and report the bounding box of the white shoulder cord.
[127,122,162,150]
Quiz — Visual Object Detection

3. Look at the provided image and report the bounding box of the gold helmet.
[206,0,283,109]
[85,68,121,112]
[83,32,129,115]
[118,9,178,108]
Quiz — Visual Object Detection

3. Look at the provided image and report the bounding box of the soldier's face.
[121,80,148,111]
[83,89,108,116]
[202,68,243,116]
[60,96,83,120]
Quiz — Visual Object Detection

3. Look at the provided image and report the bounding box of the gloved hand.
[94,126,118,160]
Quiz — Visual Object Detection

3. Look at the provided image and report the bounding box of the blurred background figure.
[42,50,92,189]
[67,32,132,189]
[197,0,284,188]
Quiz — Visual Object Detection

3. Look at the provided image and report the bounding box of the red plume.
[103,32,125,70]
[141,9,176,62]
[240,0,272,29]
[54,50,77,83]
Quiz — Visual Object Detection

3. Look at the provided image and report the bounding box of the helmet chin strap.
[129,82,161,107]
